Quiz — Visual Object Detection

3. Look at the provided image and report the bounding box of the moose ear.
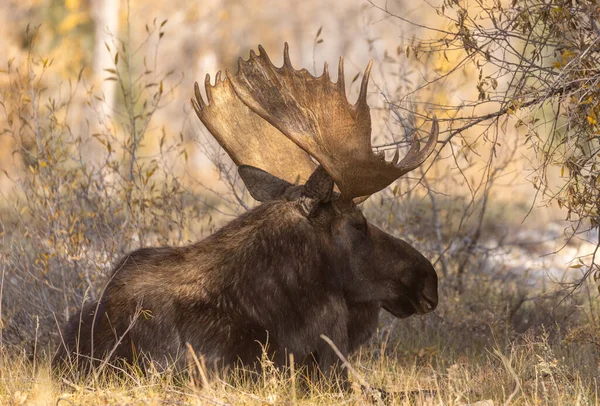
[298,166,334,216]
[239,165,292,202]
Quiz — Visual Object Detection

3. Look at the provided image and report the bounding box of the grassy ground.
[2,281,598,406]
[1,335,596,405]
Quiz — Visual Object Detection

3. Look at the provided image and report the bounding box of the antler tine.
[337,56,345,93]
[224,44,438,201]
[395,117,438,172]
[283,42,292,67]
[192,81,205,113]
[357,60,373,107]
[257,44,272,62]
[391,148,400,165]
[323,61,330,81]
[204,73,213,104]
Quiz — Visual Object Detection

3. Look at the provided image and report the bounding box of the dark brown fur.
[53,166,438,384]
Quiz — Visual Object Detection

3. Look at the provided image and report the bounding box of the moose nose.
[420,262,438,313]
[418,278,438,314]
[421,295,437,312]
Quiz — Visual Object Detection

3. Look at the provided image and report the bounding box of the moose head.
[192,43,439,325]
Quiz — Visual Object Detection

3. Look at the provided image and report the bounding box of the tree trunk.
[91,0,120,114]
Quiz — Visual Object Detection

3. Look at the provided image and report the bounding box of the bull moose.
[53,44,439,385]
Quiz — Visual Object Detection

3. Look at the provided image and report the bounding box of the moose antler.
[192,68,316,184]
[193,44,438,200]
[226,44,439,200]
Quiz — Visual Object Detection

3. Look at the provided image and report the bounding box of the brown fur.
[53,166,438,385]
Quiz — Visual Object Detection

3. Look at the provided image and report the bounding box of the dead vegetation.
[0,7,599,406]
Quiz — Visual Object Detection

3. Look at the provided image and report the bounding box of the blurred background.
[0,0,599,402]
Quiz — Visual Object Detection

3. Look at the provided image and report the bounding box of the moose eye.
[351,219,367,233]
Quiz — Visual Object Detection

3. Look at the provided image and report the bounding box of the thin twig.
[320,334,385,406]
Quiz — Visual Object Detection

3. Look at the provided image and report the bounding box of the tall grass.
[1,286,598,405]
[0,21,598,406]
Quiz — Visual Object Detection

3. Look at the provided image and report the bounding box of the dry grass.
[1,309,598,405]
[0,16,599,406]
[1,273,599,405]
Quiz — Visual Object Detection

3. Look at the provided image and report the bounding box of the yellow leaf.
[58,11,88,33]
[562,49,574,59]
[65,0,81,10]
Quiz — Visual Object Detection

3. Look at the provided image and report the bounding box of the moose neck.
[191,201,341,292]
